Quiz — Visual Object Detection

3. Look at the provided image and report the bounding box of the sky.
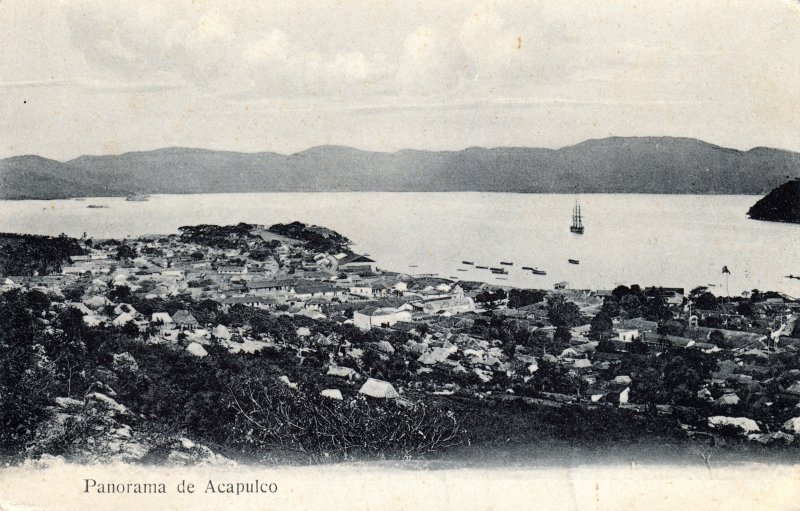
[1,0,800,160]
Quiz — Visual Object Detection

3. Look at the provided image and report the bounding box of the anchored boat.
[570,201,584,234]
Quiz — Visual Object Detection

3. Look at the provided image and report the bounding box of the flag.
[722,266,731,275]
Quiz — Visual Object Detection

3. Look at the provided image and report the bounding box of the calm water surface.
[1,192,798,295]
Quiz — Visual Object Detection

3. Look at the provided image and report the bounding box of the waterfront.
[1,192,798,295]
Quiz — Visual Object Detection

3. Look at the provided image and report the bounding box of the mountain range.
[2,137,799,199]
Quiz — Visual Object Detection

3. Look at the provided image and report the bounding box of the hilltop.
[747,179,800,224]
[2,137,800,199]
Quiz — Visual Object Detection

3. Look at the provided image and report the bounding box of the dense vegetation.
[0,233,84,276]
[268,222,351,253]
[178,223,259,250]
[748,178,800,223]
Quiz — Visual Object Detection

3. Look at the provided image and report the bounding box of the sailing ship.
[570,201,584,234]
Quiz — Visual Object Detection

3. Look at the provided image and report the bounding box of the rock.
[320,389,343,400]
[112,352,139,373]
[54,396,84,409]
[186,342,208,357]
[715,393,741,406]
[23,454,66,469]
[708,415,760,434]
[358,378,399,399]
[782,417,800,434]
[279,375,298,389]
[296,327,311,337]
[87,380,117,397]
[180,437,195,449]
[167,450,193,465]
[375,341,395,354]
[85,392,128,414]
[213,324,231,340]
[327,366,359,380]
[114,425,132,439]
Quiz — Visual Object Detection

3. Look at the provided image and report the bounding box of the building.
[353,306,413,330]
[172,310,199,330]
[416,297,476,315]
[248,279,297,295]
[337,254,377,274]
[223,295,277,310]
[615,328,640,342]
[218,265,248,275]
[293,283,342,301]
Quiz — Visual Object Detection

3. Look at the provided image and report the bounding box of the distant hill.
[2,137,799,199]
[747,179,800,224]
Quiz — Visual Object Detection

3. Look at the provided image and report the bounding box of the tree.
[475,289,507,309]
[596,338,616,353]
[693,291,719,310]
[553,326,572,347]
[547,296,582,328]
[709,330,725,346]
[590,312,613,339]
[507,289,545,309]
[657,320,686,337]
[631,366,667,410]
[116,244,137,260]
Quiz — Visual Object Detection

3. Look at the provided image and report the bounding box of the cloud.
[62,2,395,98]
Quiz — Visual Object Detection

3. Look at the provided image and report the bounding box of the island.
[748,178,800,224]
[2,222,800,467]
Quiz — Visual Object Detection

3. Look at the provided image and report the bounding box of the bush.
[226,376,465,459]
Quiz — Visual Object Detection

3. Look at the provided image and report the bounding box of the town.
[2,221,800,466]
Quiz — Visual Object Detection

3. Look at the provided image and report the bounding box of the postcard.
[2,1,800,509]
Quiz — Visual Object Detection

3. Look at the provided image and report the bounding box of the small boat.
[500,261,513,266]
[462,261,474,265]
[490,268,508,275]
[409,264,418,268]
[87,204,109,209]
[522,266,533,271]
[786,275,800,281]
[531,269,547,275]
[495,277,508,280]
[568,259,580,265]
[457,269,468,272]
[475,265,488,269]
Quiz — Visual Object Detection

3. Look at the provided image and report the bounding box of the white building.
[353,306,412,330]
[616,328,640,342]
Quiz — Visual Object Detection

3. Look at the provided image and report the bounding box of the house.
[151,312,173,328]
[349,285,373,298]
[293,283,342,301]
[615,328,640,342]
[248,279,297,295]
[223,295,277,310]
[354,306,413,330]
[337,254,377,274]
[416,297,476,315]
[172,310,199,330]
[218,265,248,275]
